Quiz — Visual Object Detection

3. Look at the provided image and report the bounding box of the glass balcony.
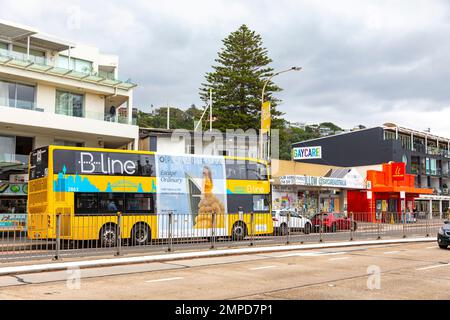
[0,48,136,90]
[0,153,28,165]
[2,102,137,126]
[0,99,44,112]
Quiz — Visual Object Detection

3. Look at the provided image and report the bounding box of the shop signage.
[0,182,28,195]
[279,173,364,189]
[292,146,322,160]
[391,162,405,181]
[0,214,27,231]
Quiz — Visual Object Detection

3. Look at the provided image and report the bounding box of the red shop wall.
[347,190,374,222]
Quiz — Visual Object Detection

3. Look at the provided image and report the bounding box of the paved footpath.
[0,241,448,299]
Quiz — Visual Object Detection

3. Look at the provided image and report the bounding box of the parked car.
[437,220,450,249]
[310,212,357,233]
[272,210,312,235]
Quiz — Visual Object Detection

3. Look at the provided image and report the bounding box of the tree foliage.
[199,24,283,131]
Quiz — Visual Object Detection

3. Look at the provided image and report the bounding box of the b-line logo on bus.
[79,152,137,175]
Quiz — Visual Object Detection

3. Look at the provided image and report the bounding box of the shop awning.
[370,185,433,194]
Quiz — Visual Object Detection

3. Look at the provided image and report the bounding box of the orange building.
[347,162,433,222]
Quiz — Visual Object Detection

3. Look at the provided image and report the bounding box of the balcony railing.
[0,100,44,112]
[2,103,137,126]
[0,48,136,90]
[0,154,28,165]
[413,142,450,158]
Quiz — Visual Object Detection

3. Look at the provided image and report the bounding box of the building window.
[399,134,412,150]
[57,55,93,74]
[55,90,84,117]
[0,80,35,109]
[384,130,396,140]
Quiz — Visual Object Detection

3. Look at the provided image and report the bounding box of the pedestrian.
[109,105,116,121]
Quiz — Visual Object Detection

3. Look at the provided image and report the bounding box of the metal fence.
[0,211,446,263]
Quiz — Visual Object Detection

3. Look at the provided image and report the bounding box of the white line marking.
[250,265,277,270]
[145,277,183,283]
[425,246,435,249]
[416,264,450,271]
[278,251,347,258]
[328,257,350,261]
[383,251,400,254]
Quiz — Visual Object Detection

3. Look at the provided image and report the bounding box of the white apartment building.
[0,20,139,221]
[0,20,139,180]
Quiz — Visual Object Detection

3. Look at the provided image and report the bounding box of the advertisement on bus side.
[156,154,228,238]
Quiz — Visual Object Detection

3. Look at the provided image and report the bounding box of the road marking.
[250,265,277,270]
[425,246,435,249]
[145,277,183,283]
[416,263,450,271]
[383,251,400,254]
[328,257,350,261]
[278,251,347,258]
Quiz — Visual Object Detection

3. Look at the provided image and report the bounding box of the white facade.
[0,19,139,179]
[139,128,259,158]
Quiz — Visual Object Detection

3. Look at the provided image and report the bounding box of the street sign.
[400,191,406,199]
[261,101,271,134]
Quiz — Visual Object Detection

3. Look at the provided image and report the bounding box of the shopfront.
[0,174,28,232]
[347,162,433,222]
[272,168,365,218]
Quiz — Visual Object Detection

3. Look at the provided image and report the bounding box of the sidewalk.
[0,237,435,276]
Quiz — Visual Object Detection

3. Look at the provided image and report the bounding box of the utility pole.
[259,67,302,160]
[166,102,170,130]
[209,89,213,131]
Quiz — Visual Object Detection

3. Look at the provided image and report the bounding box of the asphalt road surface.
[0,241,448,299]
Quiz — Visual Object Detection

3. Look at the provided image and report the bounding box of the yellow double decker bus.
[27,145,272,246]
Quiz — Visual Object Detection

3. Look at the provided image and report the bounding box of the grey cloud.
[3,0,450,135]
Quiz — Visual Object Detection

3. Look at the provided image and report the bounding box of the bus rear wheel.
[131,223,151,246]
[99,223,117,247]
[231,222,247,241]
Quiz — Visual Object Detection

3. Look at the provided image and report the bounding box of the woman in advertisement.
[194,166,225,228]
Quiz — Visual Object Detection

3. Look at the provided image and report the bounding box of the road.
[0,220,442,263]
[0,241,449,299]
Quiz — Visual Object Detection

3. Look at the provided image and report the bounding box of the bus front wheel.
[231,222,247,241]
[99,223,117,247]
[131,223,151,246]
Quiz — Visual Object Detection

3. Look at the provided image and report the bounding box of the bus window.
[29,146,48,180]
[75,193,98,214]
[98,193,124,213]
[225,160,247,180]
[247,162,268,180]
[253,194,270,212]
[125,193,155,214]
[227,194,252,213]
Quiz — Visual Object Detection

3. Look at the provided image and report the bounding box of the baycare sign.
[292,146,322,160]
[391,162,406,181]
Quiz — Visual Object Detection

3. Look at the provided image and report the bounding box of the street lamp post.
[259,66,302,160]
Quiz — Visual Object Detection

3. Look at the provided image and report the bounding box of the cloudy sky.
[3,0,450,136]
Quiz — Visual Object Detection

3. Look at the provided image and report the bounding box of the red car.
[311,212,357,233]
